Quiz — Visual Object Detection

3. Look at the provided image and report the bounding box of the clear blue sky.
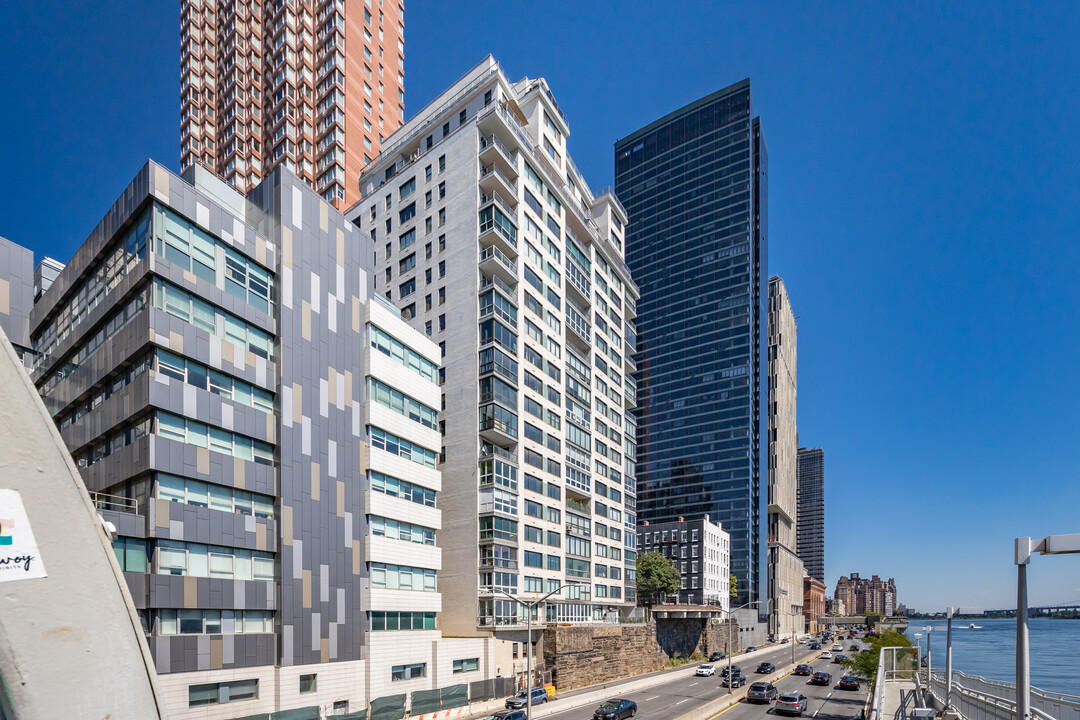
[2,2,1078,612]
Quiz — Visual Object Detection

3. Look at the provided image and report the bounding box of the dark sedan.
[745,646,758,653]
[723,673,747,688]
[747,682,778,703]
[756,662,776,674]
[810,671,832,686]
[710,651,726,662]
[720,665,741,677]
[593,699,637,720]
[833,654,847,664]
[793,664,814,676]
[481,712,525,720]
[838,676,861,691]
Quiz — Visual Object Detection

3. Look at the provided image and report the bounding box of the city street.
[534,642,868,720]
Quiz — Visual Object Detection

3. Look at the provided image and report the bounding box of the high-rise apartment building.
[796,446,825,583]
[28,160,489,718]
[767,277,804,639]
[348,57,640,658]
[638,516,730,609]
[179,0,405,209]
[615,79,769,608]
[833,573,897,616]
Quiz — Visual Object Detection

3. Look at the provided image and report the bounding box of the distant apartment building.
[348,56,640,659]
[802,576,826,633]
[0,236,34,362]
[767,277,804,639]
[179,0,404,209]
[638,516,730,610]
[833,573,897,616]
[27,160,489,718]
[615,79,770,609]
[796,447,825,582]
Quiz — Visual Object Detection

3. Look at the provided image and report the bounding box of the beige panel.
[245,349,257,370]
[221,338,236,366]
[310,461,320,500]
[320,200,329,233]
[256,522,267,552]
[321,637,330,663]
[303,569,312,608]
[336,228,345,266]
[255,237,267,266]
[156,499,171,529]
[266,412,275,442]
[283,505,293,546]
[328,369,338,409]
[197,447,210,475]
[336,480,345,519]
[153,163,171,200]
[169,331,184,353]
[210,637,223,670]
[292,383,303,424]
[344,370,353,403]
[233,457,246,489]
[282,226,293,266]
[302,300,311,342]
[0,278,10,315]
[352,296,361,333]
[183,269,197,285]
[184,576,197,608]
[352,539,361,574]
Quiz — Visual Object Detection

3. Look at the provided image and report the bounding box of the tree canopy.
[636,551,680,604]
[841,629,913,685]
[730,573,738,599]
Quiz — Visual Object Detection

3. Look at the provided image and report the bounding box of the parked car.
[745,646,758,653]
[696,664,716,677]
[720,665,741,677]
[506,688,548,709]
[775,693,809,716]
[710,651,726,662]
[747,682,778,703]
[781,638,790,644]
[820,651,833,659]
[593,699,637,720]
[810,671,832,686]
[833,654,847,664]
[481,711,526,720]
[794,664,814,676]
[838,676,861,691]
[756,662,776,674]
[723,673,747,688]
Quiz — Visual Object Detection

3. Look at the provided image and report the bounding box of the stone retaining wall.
[542,623,663,690]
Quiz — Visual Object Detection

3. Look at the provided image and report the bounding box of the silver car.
[776,694,808,716]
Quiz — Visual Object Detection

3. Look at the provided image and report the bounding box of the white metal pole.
[1017,562,1030,720]
[945,608,954,711]
[526,600,533,720]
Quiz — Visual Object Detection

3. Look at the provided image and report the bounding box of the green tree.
[636,551,680,608]
[841,629,913,686]
[730,573,738,599]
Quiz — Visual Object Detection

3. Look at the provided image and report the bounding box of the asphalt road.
[537,639,868,720]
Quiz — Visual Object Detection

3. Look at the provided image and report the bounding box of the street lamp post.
[497,584,581,720]
[725,599,765,694]
[923,626,934,681]
[914,633,922,681]
[1014,534,1080,720]
[945,607,954,710]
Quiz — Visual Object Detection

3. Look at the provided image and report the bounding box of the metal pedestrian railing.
[929,670,1079,720]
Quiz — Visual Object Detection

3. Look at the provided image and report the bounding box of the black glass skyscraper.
[615,80,769,607]
[797,447,826,583]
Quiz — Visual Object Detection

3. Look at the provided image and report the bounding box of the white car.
[820,651,833,659]
[696,664,716,676]
[832,644,844,652]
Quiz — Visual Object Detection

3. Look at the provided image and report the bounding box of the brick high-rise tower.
[179,0,404,209]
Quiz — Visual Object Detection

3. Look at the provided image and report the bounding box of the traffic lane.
[777,657,866,720]
[715,656,834,720]
[536,645,819,720]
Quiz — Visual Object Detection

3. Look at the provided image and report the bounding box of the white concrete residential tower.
[767,276,804,640]
[348,56,640,673]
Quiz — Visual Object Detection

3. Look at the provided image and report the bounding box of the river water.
[904,618,1079,697]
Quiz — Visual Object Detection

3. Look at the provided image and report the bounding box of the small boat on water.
[968,623,982,629]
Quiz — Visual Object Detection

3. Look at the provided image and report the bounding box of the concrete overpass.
[820,615,909,632]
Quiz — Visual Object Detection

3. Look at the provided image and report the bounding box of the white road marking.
[644,696,660,701]
[689,682,699,687]
[675,699,689,705]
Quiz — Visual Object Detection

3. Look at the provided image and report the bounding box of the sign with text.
[0,489,47,582]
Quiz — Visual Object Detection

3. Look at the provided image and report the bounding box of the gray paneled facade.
[29,159,374,683]
[0,234,34,358]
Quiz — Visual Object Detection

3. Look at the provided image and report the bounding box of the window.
[453,658,480,674]
[399,178,415,199]
[370,562,438,591]
[370,378,438,429]
[399,202,416,223]
[439,155,446,172]
[369,426,437,468]
[438,234,446,252]
[393,662,428,681]
[438,260,446,278]
[438,208,446,227]
[425,165,432,182]
[524,551,542,568]
[370,471,435,507]
[399,228,416,250]
[374,612,436,632]
[459,109,467,125]
[369,324,438,383]
[370,517,436,546]
[158,473,274,518]
[425,191,432,209]
[438,181,446,199]
[189,679,259,707]
[399,279,415,298]
[300,674,317,694]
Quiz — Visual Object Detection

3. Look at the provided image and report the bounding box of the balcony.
[478,134,519,178]
[479,162,517,199]
[624,353,637,373]
[565,303,591,349]
[91,491,138,514]
[479,403,518,445]
[565,258,591,306]
[480,275,518,305]
[566,497,591,515]
[479,195,519,258]
[480,444,518,466]
[566,522,592,539]
[479,245,518,287]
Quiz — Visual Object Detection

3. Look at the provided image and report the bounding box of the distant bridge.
[980,602,1080,617]
[821,615,909,631]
